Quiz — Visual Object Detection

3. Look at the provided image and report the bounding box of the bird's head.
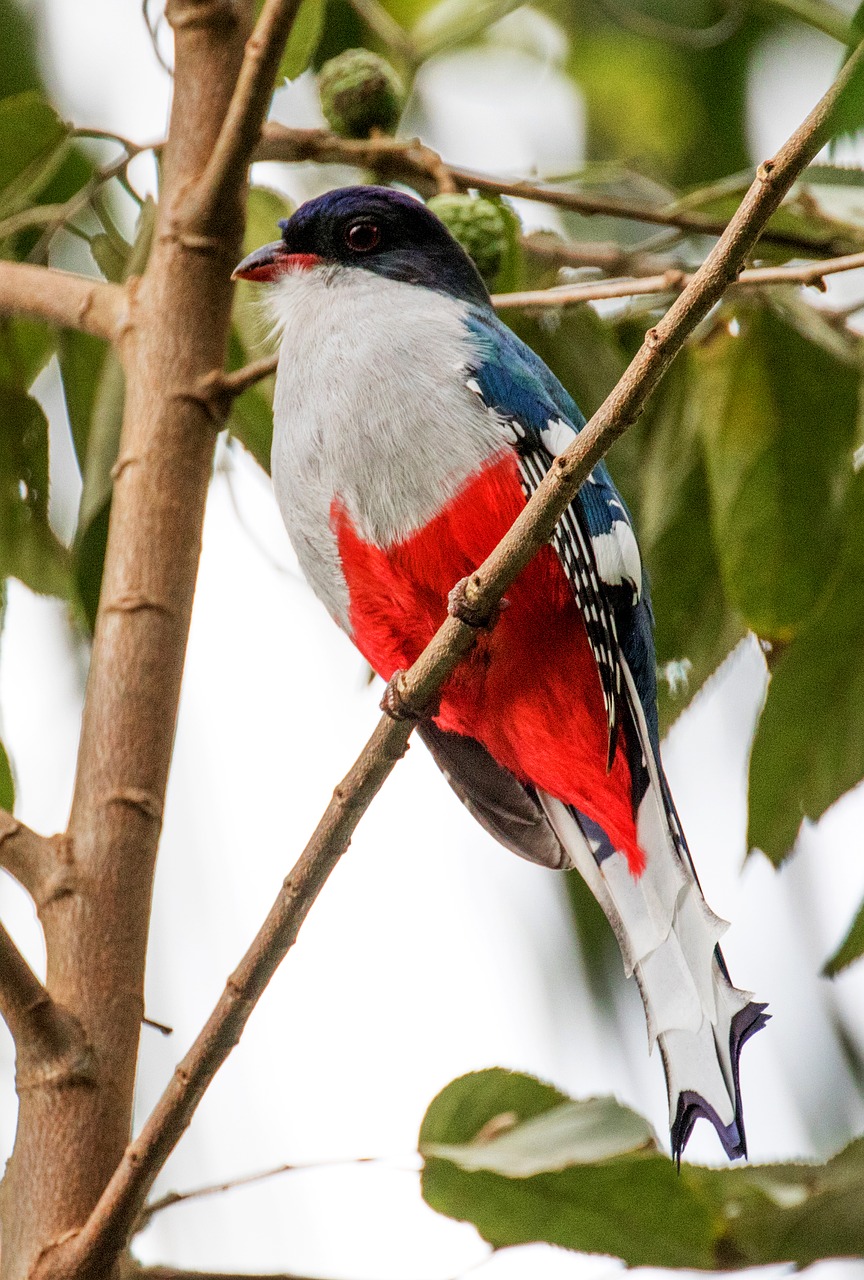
[232,185,491,308]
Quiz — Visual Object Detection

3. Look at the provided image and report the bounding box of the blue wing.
[461,305,660,771]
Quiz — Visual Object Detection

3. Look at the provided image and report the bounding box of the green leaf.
[421,1073,692,1266]
[226,330,274,472]
[827,16,864,144]
[506,305,627,421]
[71,351,124,631]
[227,186,292,471]
[636,355,744,732]
[0,91,70,221]
[747,472,864,863]
[57,199,153,629]
[420,1069,864,1269]
[0,386,69,596]
[0,316,54,392]
[420,1070,714,1269]
[0,735,14,811]
[824,896,864,976]
[280,0,326,80]
[692,302,858,643]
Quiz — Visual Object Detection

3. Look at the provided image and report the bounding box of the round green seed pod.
[427,193,511,285]
[318,49,405,139]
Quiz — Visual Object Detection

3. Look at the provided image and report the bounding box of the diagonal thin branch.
[189,0,305,230]
[0,920,95,1090]
[0,261,128,344]
[255,124,860,258]
[33,40,864,1280]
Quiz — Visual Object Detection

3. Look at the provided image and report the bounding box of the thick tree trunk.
[0,4,249,1275]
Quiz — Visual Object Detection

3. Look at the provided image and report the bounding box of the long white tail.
[539,656,767,1161]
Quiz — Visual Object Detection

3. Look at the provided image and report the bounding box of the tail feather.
[538,654,767,1162]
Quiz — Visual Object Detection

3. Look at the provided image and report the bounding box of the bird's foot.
[447,577,509,631]
[380,670,440,722]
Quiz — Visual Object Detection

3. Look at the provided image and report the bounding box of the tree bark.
[0,3,249,1275]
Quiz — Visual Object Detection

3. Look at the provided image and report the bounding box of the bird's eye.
[344,221,381,252]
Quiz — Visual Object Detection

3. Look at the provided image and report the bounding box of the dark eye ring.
[345,221,381,252]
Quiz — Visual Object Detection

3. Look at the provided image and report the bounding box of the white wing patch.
[591,520,643,602]
[541,416,575,456]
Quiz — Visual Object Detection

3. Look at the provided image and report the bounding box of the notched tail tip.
[670,1001,770,1165]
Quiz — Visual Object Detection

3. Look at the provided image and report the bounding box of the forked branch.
[34,39,864,1280]
[190,0,305,229]
[0,921,94,1090]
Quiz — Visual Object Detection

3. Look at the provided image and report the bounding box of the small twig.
[189,0,305,230]
[493,272,688,309]
[759,0,851,43]
[36,42,864,1280]
[0,261,127,344]
[0,920,95,1089]
[492,248,864,309]
[143,0,175,76]
[26,150,143,264]
[136,1155,381,1231]
[522,231,688,278]
[255,125,861,258]
[347,0,417,63]
[597,0,745,48]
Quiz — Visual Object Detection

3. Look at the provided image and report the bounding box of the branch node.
[166,0,238,31]
[111,453,142,482]
[757,158,777,184]
[103,789,164,824]
[103,593,175,617]
[380,670,439,721]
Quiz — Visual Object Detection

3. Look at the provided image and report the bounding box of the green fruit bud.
[427,193,513,286]
[318,49,405,139]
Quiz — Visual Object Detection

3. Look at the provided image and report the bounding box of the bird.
[233,185,768,1162]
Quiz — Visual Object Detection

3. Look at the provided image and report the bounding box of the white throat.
[267,265,506,629]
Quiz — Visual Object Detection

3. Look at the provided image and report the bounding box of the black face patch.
[277,185,492,308]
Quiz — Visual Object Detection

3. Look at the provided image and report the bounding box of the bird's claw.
[447,577,509,630]
[380,670,440,722]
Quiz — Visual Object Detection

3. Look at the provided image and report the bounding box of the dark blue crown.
[277,185,492,308]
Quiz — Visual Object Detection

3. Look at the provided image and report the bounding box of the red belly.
[332,451,642,871]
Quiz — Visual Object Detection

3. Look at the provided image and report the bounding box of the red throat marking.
[331,452,644,874]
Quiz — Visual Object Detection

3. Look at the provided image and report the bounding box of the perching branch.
[38,41,864,1280]
[189,0,305,230]
[256,124,860,257]
[0,921,94,1091]
[0,261,127,344]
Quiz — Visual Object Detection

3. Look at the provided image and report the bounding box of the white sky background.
[1,3,864,1278]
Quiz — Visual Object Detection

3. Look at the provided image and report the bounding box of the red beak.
[231,242,322,282]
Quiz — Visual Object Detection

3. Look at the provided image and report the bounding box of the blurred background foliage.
[3,0,864,1265]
